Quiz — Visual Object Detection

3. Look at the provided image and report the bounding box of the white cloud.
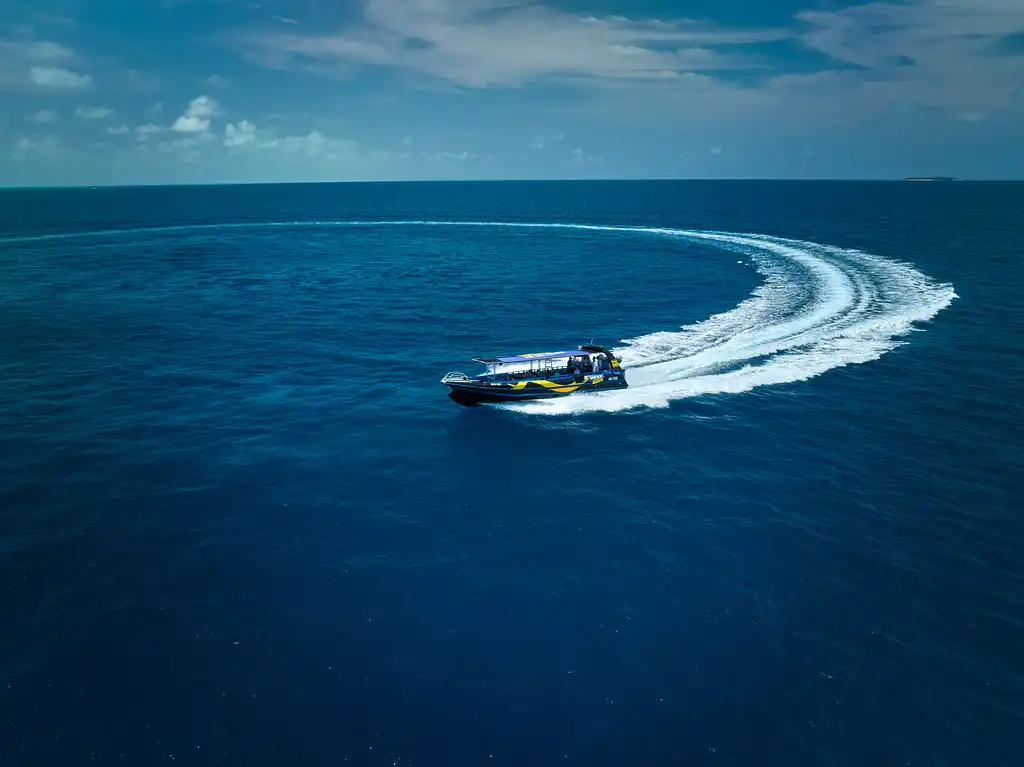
[135,124,164,141]
[1,40,76,87]
[224,120,257,147]
[794,0,1024,114]
[531,133,564,149]
[31,109,57,123]
[582,0,1024,124]
[75,105,113,120]
[273,130,361,159]
[107,125,130,135]
[23,41,75,61]
[217,119,362,161]
[570,146,602,164]
[3,38,161,97]
[171,95,219,133]
[710,146,723,155]
[238,0,787,88]
[429,150,477,162]
[212,118,407,168]
[29,65,92,89]
[798,0,1024,69]
[172,116,210,133]
[161,132,215,149]
[230,0,1024,125]
[206,74,230,88]
[12,134,59,160]
[153,130,217,163]
[188,95,218,118]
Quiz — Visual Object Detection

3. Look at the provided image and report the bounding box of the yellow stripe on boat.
[509,376,609,392]
[510,380,582,392]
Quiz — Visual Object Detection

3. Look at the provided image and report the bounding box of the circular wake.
[0,220,957,415]
[489,224,958,414]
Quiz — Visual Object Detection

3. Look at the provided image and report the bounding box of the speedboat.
[441,344,628,406]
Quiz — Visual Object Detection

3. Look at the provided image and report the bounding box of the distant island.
[902,176,961,182]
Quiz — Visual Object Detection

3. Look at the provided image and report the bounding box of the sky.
[1,0,1023,185]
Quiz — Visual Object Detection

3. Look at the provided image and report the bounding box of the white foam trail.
[0,219,956,416]
[455,224,958,415]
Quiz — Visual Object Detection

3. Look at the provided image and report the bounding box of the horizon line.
[0,176,1016,191]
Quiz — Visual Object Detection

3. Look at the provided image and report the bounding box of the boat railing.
[442,371,473,384]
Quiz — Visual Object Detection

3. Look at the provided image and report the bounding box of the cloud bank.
[2,0,1022,183]
[239,0,787,88]
[235,0,1024,120]
[171,95,220,133]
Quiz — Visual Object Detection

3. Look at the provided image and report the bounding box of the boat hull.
[446,373,628,406]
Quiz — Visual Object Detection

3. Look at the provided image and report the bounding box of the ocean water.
[1,180,1022,766]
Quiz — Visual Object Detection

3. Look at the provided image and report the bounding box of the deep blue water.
[1,180,1022,766]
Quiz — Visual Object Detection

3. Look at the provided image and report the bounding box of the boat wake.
[474,224,959,415]
[0,219,957,416]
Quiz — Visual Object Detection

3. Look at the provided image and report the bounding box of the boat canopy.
[473,350,591,364]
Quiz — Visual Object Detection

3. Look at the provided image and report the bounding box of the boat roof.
[473,349,590,364]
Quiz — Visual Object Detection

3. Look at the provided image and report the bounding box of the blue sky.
[2,0,1023,185]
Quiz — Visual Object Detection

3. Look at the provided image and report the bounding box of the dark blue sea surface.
[1,180,1022,766]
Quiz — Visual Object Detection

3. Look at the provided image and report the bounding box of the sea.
[1,180,1022,766]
